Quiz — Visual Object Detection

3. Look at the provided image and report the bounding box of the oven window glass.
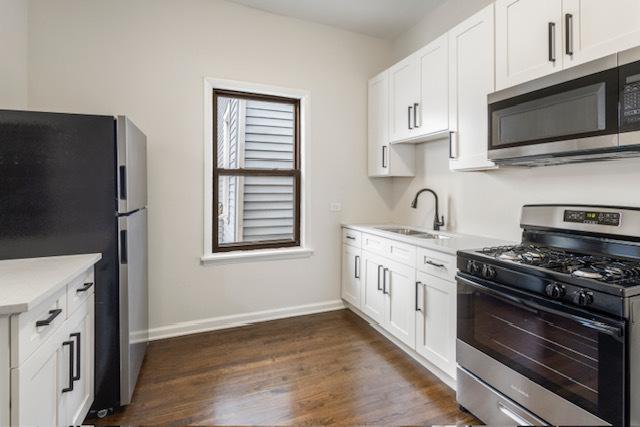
[493,83,606,147]
[457,280,625,425]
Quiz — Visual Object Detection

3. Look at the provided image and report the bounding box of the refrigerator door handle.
[120,230,128,264]
[119,166,127,200]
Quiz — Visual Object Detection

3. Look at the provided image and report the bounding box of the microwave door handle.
[456,275,624,338]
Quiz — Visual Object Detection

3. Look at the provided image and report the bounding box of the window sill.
[201,247,314,265]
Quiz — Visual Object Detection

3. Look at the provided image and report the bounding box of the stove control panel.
[564,210,621,227]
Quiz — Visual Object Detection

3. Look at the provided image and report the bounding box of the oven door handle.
[456,275,625,338]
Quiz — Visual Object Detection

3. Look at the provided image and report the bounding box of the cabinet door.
[448,4,496,171]
[383,260,416,348]
[11,336,62,426]
[416,33,449,137]
[361,252,386,324]
[389,55,419,142]
[415,272,457,378]
[59,296,95,426]
[495,0,563,90]
[368,71,390,177]
[341,245,362,308]
[564,0,640,68]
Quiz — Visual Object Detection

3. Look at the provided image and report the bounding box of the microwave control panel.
[564,210,621,227]
[622,73,640,128]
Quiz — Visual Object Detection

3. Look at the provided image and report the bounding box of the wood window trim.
[212,89,301,253]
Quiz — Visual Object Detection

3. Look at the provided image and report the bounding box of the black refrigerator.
[0,110,149,417]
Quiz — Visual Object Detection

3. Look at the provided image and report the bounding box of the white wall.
[27,0,394,335]
[389,0,640,242]
[391,0,493,62]
[0,0,28,108]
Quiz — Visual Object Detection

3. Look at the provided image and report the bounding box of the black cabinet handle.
[377,265,383,291]
[62,340,75,393]
[36,309,62,327]
[408,106,413,130]
[70,332,81,382]
[346,235,356,241]
[354,255,360,279]
[76,282,94,293]
[382,145,388,168]
[548,22,556,62]
[415,282,422,312]
[565,14,574,56]
[414,103,420,128]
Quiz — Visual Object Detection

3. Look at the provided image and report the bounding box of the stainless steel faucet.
[411,188,445,231]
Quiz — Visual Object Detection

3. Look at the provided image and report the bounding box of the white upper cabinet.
[448,3,496,171]
[389,56,420,142]
[416,33,449,137]
[368,71,415,177]
[495,0,564,90]
[563,0,640,68]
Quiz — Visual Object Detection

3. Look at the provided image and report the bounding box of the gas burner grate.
[479,245,640,286]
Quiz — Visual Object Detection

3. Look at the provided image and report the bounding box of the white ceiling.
[227,0,446,40]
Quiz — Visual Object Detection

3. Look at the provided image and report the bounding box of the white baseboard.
[344,302,457,391]
[148,299,346,341]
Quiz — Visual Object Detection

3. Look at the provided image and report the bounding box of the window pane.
[217,96,295,170]
[217,175,296,245]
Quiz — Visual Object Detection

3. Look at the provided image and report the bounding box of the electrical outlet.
[330,202,342,212]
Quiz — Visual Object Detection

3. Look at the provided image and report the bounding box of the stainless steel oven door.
[456,274,626,426]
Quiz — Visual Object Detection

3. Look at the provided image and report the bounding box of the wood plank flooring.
[89,309,479,426]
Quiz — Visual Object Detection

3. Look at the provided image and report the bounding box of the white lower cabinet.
[383,259,416,349]
[341,228,458,382]
[9,269,96,427]
[415,272,457,378]
[341,244,362,308]
[360,251,387,324]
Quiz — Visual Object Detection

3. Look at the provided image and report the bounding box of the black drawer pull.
[76,282,94,293]
[346,235,356,240]
[36,309,63,327]
[425,258,445,268]
[62,339,75,393]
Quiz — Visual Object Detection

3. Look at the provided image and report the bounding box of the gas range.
[455,205,640,427]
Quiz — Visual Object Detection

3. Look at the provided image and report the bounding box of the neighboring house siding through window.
[242,100,295,242]
[215,94,298,249]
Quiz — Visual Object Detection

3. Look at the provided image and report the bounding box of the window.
[212,89,301,253]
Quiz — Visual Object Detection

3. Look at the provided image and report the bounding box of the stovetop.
[478,244,640,288]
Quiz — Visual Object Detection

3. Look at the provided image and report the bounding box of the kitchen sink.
[376,227,425,236]
[376,227,452,240]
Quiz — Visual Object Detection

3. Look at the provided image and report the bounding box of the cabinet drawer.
[11,287,67,368]
[362,233,416,267]
[67,268,95,316]
[388,240,416,267]
[342,228,362,248]
[362,233,389,256]
[416,247,456,282]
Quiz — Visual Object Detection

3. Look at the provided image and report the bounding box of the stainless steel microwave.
[488,46,640,166]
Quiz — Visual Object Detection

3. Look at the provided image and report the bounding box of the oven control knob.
[467,260,481,275]
[482,264,496,279]
[545,283,566,299]
[573,290,594,306]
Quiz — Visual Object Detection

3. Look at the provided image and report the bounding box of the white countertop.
[343,224,515,255]
[0,253,102,315]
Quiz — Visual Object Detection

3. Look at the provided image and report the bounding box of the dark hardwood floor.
[89,309,479,426]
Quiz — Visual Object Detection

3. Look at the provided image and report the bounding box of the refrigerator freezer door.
[117,116,147,214]
[118,208,148,405]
